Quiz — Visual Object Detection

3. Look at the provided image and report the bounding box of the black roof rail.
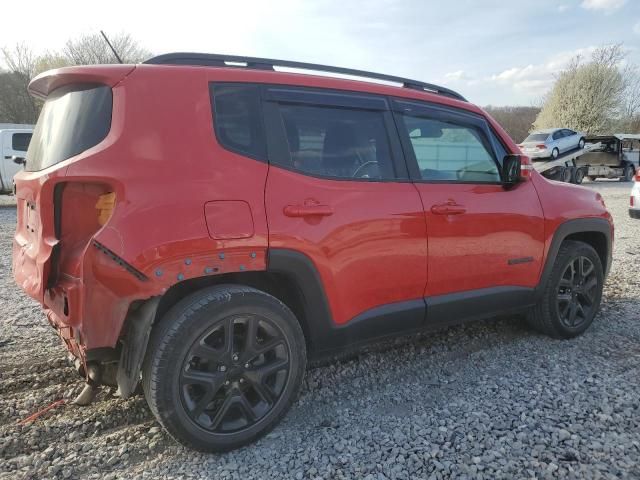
[144,52,467,102]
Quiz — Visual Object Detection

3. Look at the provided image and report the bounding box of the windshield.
[25,84,112,171]
[524,133,548,142]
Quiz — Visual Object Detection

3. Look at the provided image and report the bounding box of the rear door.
[263,87,428,329]
[392,99,545,322]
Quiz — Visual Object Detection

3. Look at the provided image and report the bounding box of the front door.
[263,87,428,328]
[392,99,545,319]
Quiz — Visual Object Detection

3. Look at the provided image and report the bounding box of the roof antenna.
[100,30,123,64]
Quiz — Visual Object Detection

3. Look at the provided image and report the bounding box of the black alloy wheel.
[179,314,290,433]
[556,256,598,329]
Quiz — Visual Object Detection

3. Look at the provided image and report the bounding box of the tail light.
[632,195,635,207]
[536,144,546,149]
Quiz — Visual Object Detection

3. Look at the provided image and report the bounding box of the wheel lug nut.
[232,354,239,362]
[244,363,250,369]
[224,380,230,386]
[239,378,245,384]
[219,365,227,372]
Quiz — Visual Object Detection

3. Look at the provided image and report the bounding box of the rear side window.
[400,114,500,182]
[524,133,548,142]
[26,84,112,171]
[210,84,266,160]
[271,103,395,180]
[12,133,32,152]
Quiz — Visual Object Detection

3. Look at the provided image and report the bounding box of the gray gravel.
[1,180,639,479]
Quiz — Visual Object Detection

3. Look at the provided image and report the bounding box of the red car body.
[13,60,613,387]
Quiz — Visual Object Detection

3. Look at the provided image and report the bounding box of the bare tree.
[0,71,39,123]
[0,33,150,123]
[64,32,151,65]
[0,44,40,123]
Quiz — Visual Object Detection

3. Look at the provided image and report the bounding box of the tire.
[561,167,572,183]
[551,148,560,160]
[526,240,603,339]
[573,168,585,184]
[622,165,634,182]
[578,138,585,149]
[142,285,307,452]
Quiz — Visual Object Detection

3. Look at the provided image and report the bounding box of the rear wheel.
[573,168,585,184]
[622,165,634,182]
[561,167,572,183]
[142,285,306,452]
[551,148,560,160]
[526,241,603,339]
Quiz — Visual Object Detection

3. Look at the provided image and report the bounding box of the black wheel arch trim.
[536,218,612,299]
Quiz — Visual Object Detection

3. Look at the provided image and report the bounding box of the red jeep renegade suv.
[13,53,613,452]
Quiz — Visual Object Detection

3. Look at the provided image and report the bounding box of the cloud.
[634,20,640,34]
[557,4,570,12]
[444,70,470,81]
[580,0,626,11]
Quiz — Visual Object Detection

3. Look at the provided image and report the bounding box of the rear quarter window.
[26,84,112,172]
[210,84,266,161]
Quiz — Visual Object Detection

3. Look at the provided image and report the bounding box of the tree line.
[0,33,150,124]
[1,38,638,142]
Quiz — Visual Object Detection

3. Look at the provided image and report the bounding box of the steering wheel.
[352,161,379,178]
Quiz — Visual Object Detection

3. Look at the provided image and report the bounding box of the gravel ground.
[1,181,639,480]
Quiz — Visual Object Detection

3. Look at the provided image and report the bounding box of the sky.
[1,0,639,106]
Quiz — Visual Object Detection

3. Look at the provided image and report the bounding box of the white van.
[0,128,33,194]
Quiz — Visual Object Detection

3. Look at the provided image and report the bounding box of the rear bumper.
[630,208,640,219]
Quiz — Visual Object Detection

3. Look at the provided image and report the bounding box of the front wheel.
[142,285,307,452]
[578,138,585,149]
[526,241,603,339]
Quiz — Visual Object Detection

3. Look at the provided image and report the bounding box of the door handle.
[431,203,466,215]
[283,204,334,217]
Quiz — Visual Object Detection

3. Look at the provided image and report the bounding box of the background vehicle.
[531,134,640,184]
[518,128,585,159]
[578,135,640,182]
[13,54,613,452]
[631,171,640,219]
[0,127,32,194]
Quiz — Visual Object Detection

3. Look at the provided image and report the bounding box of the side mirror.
[502,154,522,188]
[12,156,26,165]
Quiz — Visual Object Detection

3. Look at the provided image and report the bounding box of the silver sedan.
[518,128,586,159]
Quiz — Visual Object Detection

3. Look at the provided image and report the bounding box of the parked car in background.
[0,127,33,194]
[631,171,640,219]
[518,128,586,159]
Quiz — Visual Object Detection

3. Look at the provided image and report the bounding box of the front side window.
[211,84,266,160]
[400,114,500,182]
[26,84,112,172]
[12,133,32,152]
[272,103,395,180]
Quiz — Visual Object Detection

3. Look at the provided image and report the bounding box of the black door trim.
[268,248,540,358]
[426,286,535,327]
